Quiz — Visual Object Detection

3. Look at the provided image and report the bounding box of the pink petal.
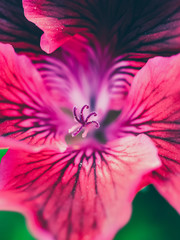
[0,43,69,150]
[0,136,44,152]
[117,53,180,212]
[106,54,147,110]
[23,0,89,53]
[0,134,160,240]
[22,0,180,55]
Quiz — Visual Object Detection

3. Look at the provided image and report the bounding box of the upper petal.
[0,134,160,240]
[23,0,180,56]
[116,53,180,212]
[0,43,70,150]
[23,0,90,53]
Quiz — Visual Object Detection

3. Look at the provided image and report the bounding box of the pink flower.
[0,1,179,240]
[0,40,161,240]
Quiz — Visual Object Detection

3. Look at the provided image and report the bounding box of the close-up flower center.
[69,104,100,138]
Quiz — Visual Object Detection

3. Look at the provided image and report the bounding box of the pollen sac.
[69,105,100,138]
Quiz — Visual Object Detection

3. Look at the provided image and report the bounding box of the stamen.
[71,126,83,137]
[69,104,100,137]
[68,124,80,134]
[85,112,97,122]
[80,104,89,122]
[86,121,100,128]
[73,107,81,123]
[82,127,90,138]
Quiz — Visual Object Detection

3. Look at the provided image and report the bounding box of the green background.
[0,149,179,240]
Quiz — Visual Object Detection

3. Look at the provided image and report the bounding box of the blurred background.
[0,149,179,240]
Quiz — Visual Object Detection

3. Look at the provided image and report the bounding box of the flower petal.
[23,0,90,53]
[106,54,147,110]
[0,43,69,150]
[23,0,180,55]
[117,53,180,211]
[0,135,160,240]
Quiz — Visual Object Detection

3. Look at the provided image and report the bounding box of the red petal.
[118,53,180,212]
[0,43,69,150]
[0,135,160,240]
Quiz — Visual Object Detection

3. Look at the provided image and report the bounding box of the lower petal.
[0,134,160,240]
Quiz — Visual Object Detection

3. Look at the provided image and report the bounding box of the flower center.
[69,105,100,138]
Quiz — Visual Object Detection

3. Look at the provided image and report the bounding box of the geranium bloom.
[0,1,180,240]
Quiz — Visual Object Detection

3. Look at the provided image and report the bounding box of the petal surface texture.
[117,53,180,212]
[0,135,160,240]
[23,0,180,54]
[0,43,69,150]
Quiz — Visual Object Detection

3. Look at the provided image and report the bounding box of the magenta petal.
[0,135,160,240]
[0,43,69,150]
[118,53,180,212]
